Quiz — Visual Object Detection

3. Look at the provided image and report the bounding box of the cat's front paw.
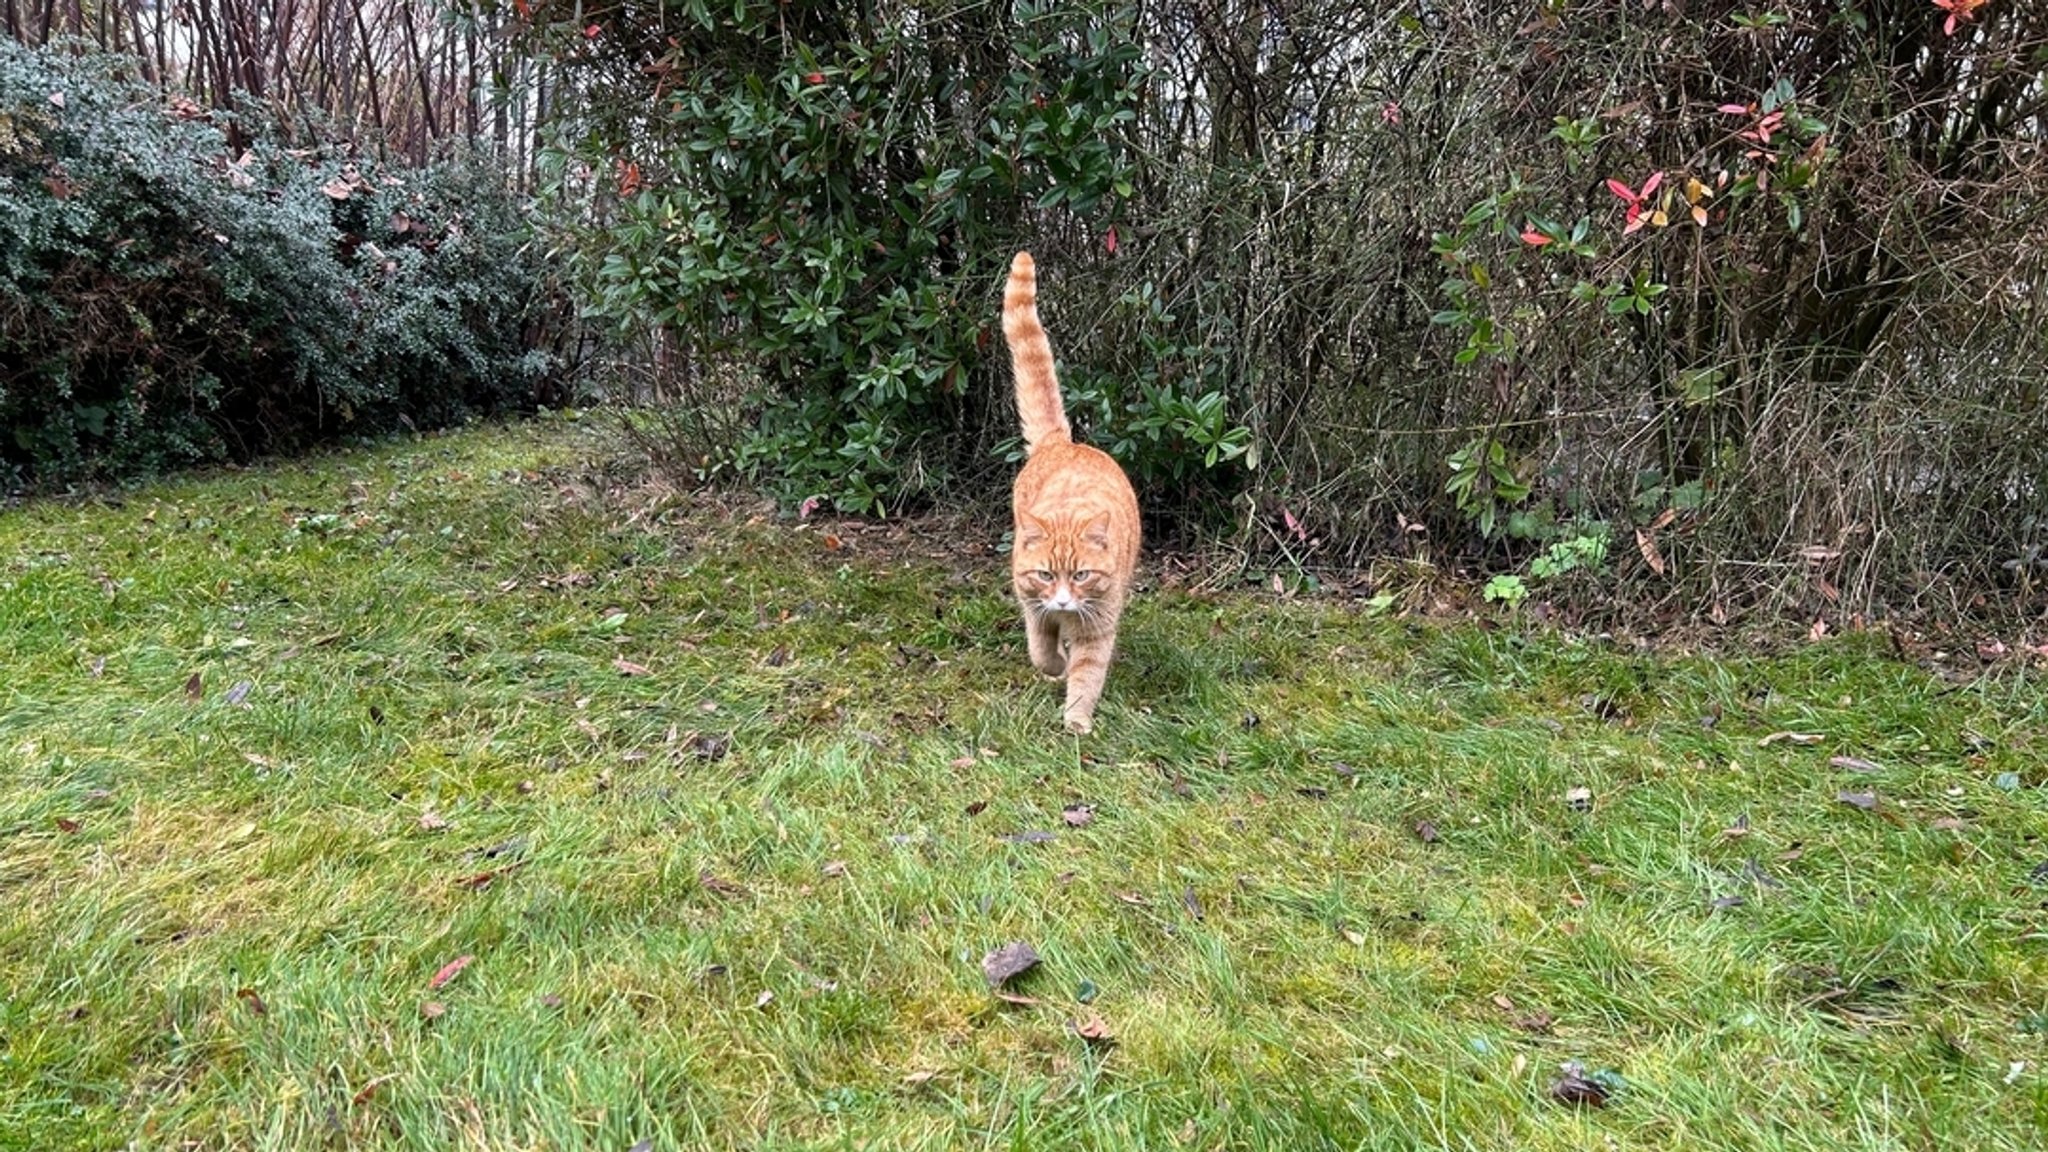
[1062,711,1093,735]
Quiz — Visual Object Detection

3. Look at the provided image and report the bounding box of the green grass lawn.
[2,417,2045,1150]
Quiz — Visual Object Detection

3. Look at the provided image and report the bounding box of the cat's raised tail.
[1003,251,1072,453]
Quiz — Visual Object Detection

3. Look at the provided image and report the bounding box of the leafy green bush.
[0,40,555,488]
[523,0,1196,515]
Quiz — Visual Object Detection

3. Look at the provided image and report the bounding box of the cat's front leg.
[1060,632,1117,734]
[1024,612,1067,678]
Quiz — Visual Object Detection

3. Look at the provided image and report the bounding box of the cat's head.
[1013,513,1118,613]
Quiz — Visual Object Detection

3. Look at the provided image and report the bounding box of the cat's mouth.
[1028,596,1097,621]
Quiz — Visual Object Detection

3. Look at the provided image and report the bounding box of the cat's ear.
[1017,514,1049,547]
[1081,515,1113,550]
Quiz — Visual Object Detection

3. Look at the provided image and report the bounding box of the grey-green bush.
[0,40,556,489]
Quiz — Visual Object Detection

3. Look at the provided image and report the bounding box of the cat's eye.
[1072,570,1093,581]
[1034,569,1055,582]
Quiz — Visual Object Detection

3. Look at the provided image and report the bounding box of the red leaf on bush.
[583,23,602,38]
[1104,225,1119,254]
[1605,178,1637,202]
[428,954,474,990]
[1520,228,1552,247]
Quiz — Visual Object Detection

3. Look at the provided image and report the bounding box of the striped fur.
[1002,252,1072,452]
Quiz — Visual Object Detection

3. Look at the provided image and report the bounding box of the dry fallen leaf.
[821,860,848,878]
[419,1000,446,1020]
[1829,755,1882,773]
[982,941,1041,987]
[754,989,775,1009]
[184,672,203,702]
[1564,786,1594,812]
[1073,1010,1113,1044]
[1550,1061,1611,1108]
[1758,731,1824,747]
[427,954,474,990]
[418,810,449,832]
[236,986,268,1016]
[55,817,81,834]
[1062,804,1095,827]
[902,1069,939,1087]
[1836,790,1879,811]
[613,658,652,677]
[1413,819,1440,843]
[351,1072,401,1104]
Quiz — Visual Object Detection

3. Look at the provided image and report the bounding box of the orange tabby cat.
[1002,251,1141,735]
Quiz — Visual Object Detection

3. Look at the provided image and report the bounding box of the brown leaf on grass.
[454,863,525,890]
[982,941,1040,987]
[1181,886,1205,921]
[1073,1010,1113,1044]
[691,732,730,760]
[419,1000,446,1020]
[1513,1010,1556,1034]
[993,990,1043,1006]
[1758,731,1824,747]
[1062,804,1095,827]
[949,755,977,769]
[1550,1062,1610,1108]
[351,1072,401,1104]
[184,672,203,701]
[1115,890,1148,906]
[1929,816,1969,832]
[1413,819,1440,843]
[55,817,81,834]
[699,872,745,897]
[764,645,791,668]
[902,1069,939,1087]
[821,860,848,878]
[964,799,988,816]
[1836,790,1879,811]
[427,954,474,990]
[1722,813,1751,839]
[1829,755,1882,774]
[613,658,652,677]
[418,810,448,832]
[236,987,268,1016]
